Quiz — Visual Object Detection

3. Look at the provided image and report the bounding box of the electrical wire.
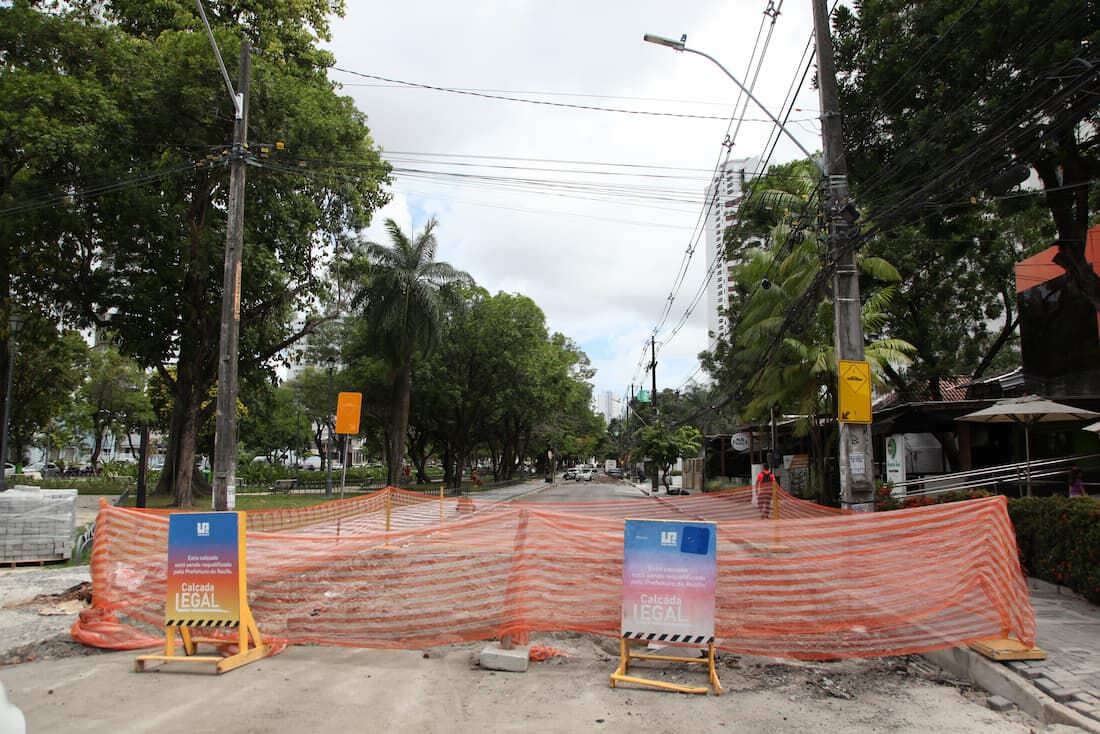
[331,67,818,123]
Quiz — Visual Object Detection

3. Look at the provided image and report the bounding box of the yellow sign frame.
[610,639,723,695]
[837,359,872,424]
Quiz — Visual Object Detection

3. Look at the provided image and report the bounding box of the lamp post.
[325,359,335,497]
[0,313,25,492]
[642,34,821,169]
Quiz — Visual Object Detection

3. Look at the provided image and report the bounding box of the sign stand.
[610,639,722,695]
[612,518,722,695]
[136,512,271,674]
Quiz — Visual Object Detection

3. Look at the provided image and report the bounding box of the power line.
[331,67,818,123]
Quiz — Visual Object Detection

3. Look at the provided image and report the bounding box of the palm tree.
[717,158,914,501]
[351,218,470,485]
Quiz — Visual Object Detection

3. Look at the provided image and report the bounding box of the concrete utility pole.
[650,336,659,491]
[812,0,874,510]
[212,41,251,512]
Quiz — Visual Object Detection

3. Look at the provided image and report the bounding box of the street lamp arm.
[643,34,823,171]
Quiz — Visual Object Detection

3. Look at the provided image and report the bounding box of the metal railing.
[889,453,1100,498]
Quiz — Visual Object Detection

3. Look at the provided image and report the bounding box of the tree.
[833,1,1100,307]
[5,323,88,465]
[348,219,470,486]
[77,344,153,469]
[238,382,313,465]
[636,421,702,487]
[8,2,391,506]
[0,2,131,448]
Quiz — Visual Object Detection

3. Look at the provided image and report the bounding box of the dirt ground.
[1,630,1084,734]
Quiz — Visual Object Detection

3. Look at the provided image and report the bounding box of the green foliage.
[238,382,313,464]
[1009,496,1100,604]
[400,289,598,486]
[6,324,88,462]
[636,421,702,477]
[78,343,154,465]
[3,2,390,506]
[347,218,471,485]
[833,0,1100,366]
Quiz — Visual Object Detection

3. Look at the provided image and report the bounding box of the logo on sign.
[660,531,678,547]
[196,522,209,537]
[730,432,750,452]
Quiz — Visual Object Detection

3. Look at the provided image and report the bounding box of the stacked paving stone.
[0,486,78,563]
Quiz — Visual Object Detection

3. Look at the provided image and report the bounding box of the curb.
[923,647,1100,733]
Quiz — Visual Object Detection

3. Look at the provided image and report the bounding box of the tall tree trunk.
[91,425,104,469]
[386,357,412,486]
[442,446,454,489]
[152,358,207,506]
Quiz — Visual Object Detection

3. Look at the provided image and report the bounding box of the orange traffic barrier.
[72,487,1034,660]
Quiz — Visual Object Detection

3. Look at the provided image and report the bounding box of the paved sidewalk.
[1006,578,1100,724]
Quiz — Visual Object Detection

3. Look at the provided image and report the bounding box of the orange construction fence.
[72,486,1035,660]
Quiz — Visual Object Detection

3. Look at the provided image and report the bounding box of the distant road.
[499,475,651,503]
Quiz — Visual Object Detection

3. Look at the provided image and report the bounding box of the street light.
[325,359,335,497]
[642,33,821,168]
[0,313,25,492]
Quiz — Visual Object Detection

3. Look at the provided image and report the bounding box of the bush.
[1008,496,1100,604]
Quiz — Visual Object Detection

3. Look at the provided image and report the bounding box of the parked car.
[25,461,61,475]
[607,467,623,479]
[576,468,595,482]
[562,467,577,480]
[666,488,690,495]
[3,463,13,479]
[300,455,322,470]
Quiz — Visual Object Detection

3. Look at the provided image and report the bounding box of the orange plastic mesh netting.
[71,486,1035,660]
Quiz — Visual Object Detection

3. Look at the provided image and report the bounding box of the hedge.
[1008,496,1100,605]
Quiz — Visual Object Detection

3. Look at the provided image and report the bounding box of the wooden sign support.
[610,639,722,695]
[135,604,270,674]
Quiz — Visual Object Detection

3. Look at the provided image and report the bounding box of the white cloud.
[327,1,820,398]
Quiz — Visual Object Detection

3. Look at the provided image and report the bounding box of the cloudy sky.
[324,1,822,408]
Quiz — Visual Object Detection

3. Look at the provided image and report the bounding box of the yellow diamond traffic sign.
[837,360,872,424]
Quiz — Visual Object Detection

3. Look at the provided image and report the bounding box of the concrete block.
[1016,665,1046,680]
[479,645,529,673]
[987,695,1014,712]
[1033,679,1077,703]
[1067,700,1100,717]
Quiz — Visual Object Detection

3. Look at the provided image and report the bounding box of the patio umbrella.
[1083,420,1100,434]
[957,395,1099,496]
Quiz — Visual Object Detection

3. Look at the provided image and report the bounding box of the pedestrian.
[663,469,671,493]
[1069,466,1086,497]
[753,462,776,509]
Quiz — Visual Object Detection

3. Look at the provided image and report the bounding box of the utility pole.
[812,0,874,510]
[212,41,251,512]
[650,336,659,491]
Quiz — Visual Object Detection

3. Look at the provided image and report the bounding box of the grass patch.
[115,492,353,511]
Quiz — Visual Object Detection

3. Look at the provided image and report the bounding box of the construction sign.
[837,360,872,424]
[165,512,243,628]
[335,391,363,435]
[621,519,716,644]
[137,511,271,674]
[612,519,722,695]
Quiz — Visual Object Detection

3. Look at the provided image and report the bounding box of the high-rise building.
[598,390,615,424]
[704,156,761,353]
